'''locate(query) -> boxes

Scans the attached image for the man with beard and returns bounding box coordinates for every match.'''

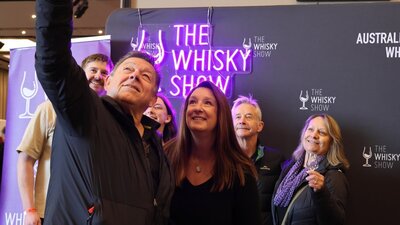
[82,54,114,96]
[17,53,113,225]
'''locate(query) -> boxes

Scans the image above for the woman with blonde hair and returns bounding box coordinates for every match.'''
[272,114,350,225]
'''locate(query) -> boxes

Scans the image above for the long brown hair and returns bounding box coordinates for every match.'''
[166,81,257,191]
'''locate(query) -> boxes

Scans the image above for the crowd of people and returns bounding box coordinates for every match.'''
[17,53,114,224]
[9,0,351,225]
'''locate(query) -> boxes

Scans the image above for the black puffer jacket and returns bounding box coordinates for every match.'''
[252,145,285,225]
[271,158,349,225]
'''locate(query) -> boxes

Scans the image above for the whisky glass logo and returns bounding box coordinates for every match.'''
[131,29,165,65]
[299,90,309,110]
[19,71,39,119]
[362,146,372,167]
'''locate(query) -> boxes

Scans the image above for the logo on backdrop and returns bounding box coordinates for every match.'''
[362,146,372,167]
[356,32,400,58]
[362,145,400,169]
[19,71,39,119]
[131,29,165,64]
[299,90,309,110]
[249,35,279,58]
[298,89,336,111]
[130,24,253,98]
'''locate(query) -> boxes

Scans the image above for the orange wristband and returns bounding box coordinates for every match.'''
[24,208,37,213]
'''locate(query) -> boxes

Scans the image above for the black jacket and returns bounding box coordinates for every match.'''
[35,1,174,224]
[271,158,349,225]
[252,145,285,225]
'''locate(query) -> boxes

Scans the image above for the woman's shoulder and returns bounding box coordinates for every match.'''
[323,166,349,192]
[324,166,347,181]
[324,161,348,175]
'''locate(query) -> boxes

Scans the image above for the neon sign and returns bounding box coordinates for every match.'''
[131,23,252,98]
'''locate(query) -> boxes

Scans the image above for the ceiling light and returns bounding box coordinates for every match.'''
[21,30,27,35]
[31,14,36,19]
[98,30,103,34]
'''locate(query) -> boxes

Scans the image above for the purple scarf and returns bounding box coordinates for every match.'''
[273,153,324,207]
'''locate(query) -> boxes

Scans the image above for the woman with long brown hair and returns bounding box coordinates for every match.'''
[167,81,261,225]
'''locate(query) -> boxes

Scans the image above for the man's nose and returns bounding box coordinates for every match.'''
[129,70,140,81]
[129,74,137,80]
[94,71,104,80]
[238,116,246,124]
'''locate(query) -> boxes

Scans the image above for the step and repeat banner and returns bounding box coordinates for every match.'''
[106,3,400,225]
[0,37,111,225]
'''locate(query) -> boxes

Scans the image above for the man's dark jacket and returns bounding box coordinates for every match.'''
[252,145,284,225]
[35,1,174,224]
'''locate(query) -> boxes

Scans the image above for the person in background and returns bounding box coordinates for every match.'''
[144,94,177,145]
[35,0,174,223]
[272,114,350,225]
[17,53,113,225]
[166,81,261,225]
[82,54,114,96]
[231,95,284,225]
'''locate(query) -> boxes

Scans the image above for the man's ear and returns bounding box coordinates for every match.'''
[104,75,111,90]
[257,121,264,133]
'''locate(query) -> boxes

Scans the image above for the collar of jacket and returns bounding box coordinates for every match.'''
[317,157,346,174]
[101,95,160,132]
[254,144,265,162]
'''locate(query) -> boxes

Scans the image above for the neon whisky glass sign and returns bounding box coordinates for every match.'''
[131,23,252,98]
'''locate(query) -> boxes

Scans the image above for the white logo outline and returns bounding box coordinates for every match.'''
[362,146,372,167]
[19,71,38,119]
[299,90,309,110]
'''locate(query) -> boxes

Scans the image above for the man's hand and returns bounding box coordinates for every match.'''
[24,211,41,225]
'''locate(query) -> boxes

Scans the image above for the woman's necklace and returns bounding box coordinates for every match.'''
[192,157,202,173]
[195,165,202,173]
[191,155,214,174]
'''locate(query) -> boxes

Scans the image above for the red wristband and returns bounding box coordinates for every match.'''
[24,208,37,213]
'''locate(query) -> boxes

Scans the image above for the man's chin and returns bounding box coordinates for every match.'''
[96,89,106,96]
[236,133,250,138]
[91,87,105,94]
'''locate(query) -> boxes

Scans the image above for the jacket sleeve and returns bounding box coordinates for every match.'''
[312,169,349,225]
[35,0,93,134]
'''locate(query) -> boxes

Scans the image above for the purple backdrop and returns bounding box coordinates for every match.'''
[0,36,111,225]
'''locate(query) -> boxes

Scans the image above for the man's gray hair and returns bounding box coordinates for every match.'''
[232,95,262,120]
